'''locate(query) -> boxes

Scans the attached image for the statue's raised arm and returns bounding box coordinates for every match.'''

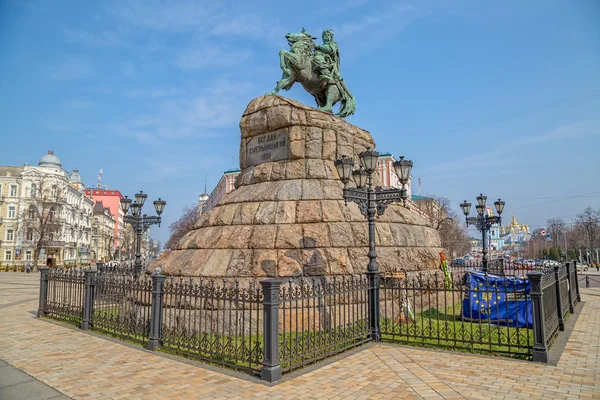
[266,28,356,118]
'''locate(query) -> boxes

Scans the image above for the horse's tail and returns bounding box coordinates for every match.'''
[337,80,356,117]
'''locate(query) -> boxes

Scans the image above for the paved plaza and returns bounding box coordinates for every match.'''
[0,272,598,399]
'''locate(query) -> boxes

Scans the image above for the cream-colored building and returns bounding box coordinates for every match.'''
[92,201,115,262]
[0,166,24,264]
[1,152,95,265]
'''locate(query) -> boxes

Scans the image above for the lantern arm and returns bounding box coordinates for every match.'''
[142,216,161,225]
[466,216,480,226]
[342,188,368,217]
[123,215,139,224]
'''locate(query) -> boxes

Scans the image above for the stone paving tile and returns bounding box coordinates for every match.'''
[0,274,599,399]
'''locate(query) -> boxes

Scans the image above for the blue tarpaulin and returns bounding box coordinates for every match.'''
[461,272,533,329]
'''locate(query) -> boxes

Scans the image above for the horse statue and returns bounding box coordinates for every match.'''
[266,28,356,118]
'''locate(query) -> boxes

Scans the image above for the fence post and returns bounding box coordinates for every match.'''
[554,265,565,331]
[573,261,581,301]
[565,263,574,313]
[260,278,283,383]
[527,272,548,363]
[81,270,97,330]
[147,273,166,351]
[37,267,51,317]
[367,271,381,341]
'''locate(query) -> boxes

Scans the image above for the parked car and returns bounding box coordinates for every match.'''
[577,264,589,273]
[451,259,465,267]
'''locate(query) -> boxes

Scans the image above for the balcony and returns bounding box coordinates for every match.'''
[43,240,65,248]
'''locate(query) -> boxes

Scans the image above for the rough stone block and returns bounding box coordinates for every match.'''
[276,179,302,200]
[301,180,323,200]
[296,200,322,223]
[376,223,395,246]
[225,250,253,276]
[226,226,253,248]
[306,159,327,179]
[302,223,330,248]
[275,201,296,224]
[328,222,355,247]
[252,250,278,276]
[289,139,306,159]
[251,163,272,183]
[275,224,304,248]
[270,161,286,181]
[284,160,306,180]
[254,201,277,224]
[289,125,305,141]
[305,137,322,159]
[290,108,307,125]
[232,202,260,225]
[322,141,336,160]
[302,249,328,275]
[277,250,303,277]
[325,248,354,275]
[249,225,277,249]
[321,200,344,222]
[266,105,291,131]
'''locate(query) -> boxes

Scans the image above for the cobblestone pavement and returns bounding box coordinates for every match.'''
[0,272,598,399]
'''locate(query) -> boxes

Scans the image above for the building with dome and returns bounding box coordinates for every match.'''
[0,151,94,266]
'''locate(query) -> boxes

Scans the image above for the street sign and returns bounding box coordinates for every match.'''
[545,233,551,241]
[540,230,546,236]
[15,249,21,256]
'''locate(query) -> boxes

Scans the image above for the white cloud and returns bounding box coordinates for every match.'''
[175,46,251,69]
[116,79,256,144]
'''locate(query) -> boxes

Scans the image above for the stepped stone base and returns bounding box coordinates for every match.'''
[152,96,443,277]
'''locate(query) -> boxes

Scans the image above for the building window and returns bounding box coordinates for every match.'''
[25,250,32,261]
[30,183,37,198]
[27,228,33,241]
[10,185,17,197]
[28,205,36,219]
[5,250,12,261]
[6,229,14,241]
[8,206,16,218]
[51,185,57,198]
[49,207,56,221]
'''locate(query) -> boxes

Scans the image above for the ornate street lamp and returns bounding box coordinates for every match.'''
[120,192,166,277]
[461,194,505,273]
[334,149,413,341]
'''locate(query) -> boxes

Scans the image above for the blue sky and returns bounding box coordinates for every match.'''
[1,0,599,244]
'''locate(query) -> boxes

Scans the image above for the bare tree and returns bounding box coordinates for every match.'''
[17,176,66,265]
[413,196,471,258]
[574,207,600,261]
[165,203,200,250]
[546,217,566,248]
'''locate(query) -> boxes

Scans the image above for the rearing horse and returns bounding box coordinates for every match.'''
[266,30,356,118]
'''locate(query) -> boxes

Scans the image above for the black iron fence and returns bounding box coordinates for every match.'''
[160,277,264,374]
[91,273,153,344]
[278,276,370,372]
[37,261,582,382]
[41,269,85,325]
[380,271,533,359]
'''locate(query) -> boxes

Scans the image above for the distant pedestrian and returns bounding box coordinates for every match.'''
[25,263,31,273]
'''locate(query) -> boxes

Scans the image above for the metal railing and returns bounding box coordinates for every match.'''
[37,261,582,382]
[380,271,533,359]
[160,277,264,374]
[91,273,153,344]
[41,269,85,325]
[278,276,370,372]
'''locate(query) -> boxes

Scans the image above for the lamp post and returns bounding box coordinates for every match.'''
[120,192,166,277]
[460,194,505,273]
[334,149,413,341]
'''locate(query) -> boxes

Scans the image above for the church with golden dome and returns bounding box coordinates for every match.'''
[501,215,531,245]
